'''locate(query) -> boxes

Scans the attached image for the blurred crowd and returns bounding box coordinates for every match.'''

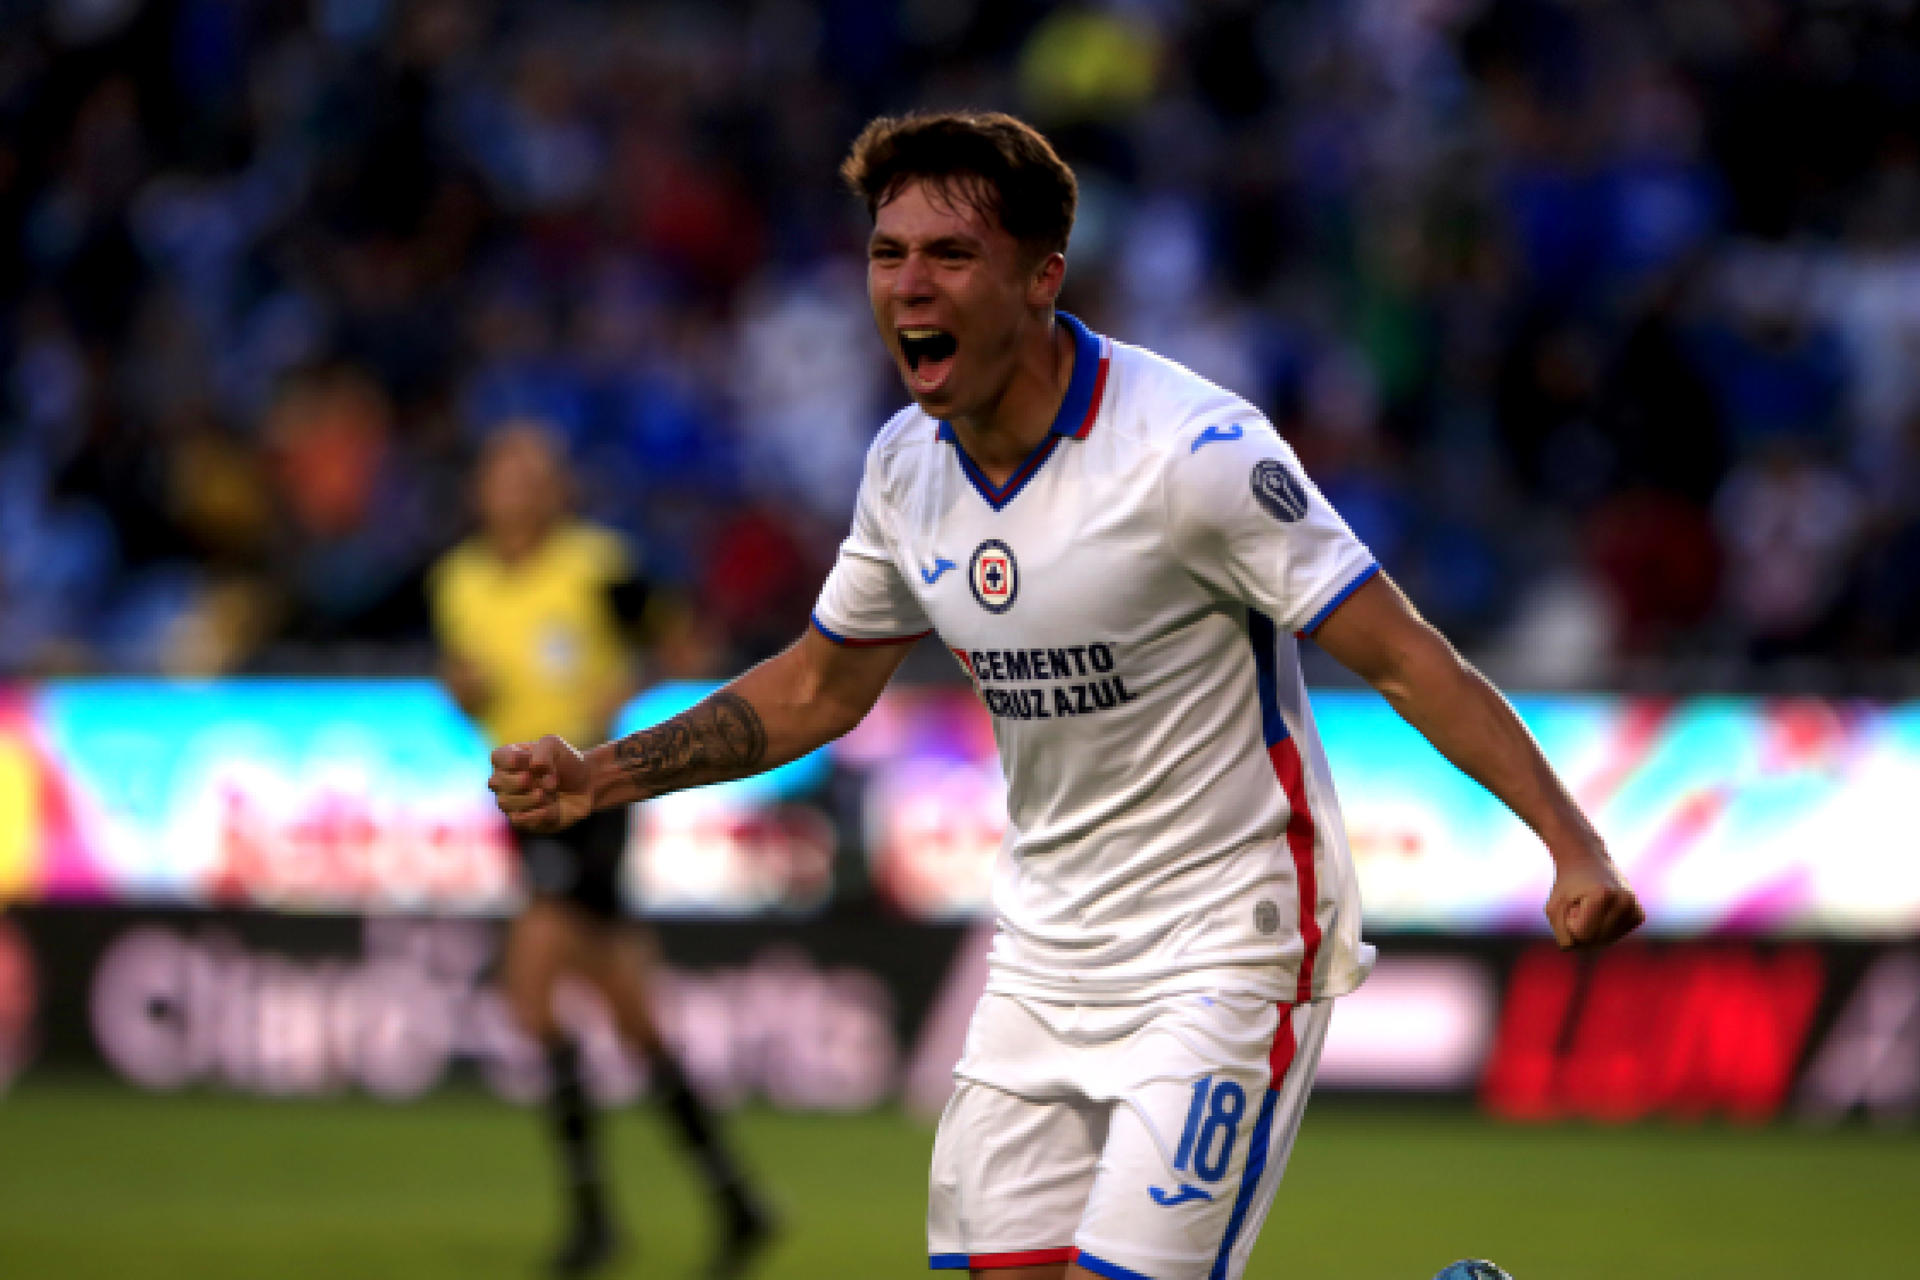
[3,0,1919,686]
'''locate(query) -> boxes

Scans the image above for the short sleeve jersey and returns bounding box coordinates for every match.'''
[814,314,1380,1005]
[429,522,639,749]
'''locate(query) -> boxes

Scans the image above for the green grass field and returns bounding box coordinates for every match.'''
[0,1079,1913,1279]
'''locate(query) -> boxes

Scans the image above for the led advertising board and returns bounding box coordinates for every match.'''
[1,681,1917,935]
[854,690,1920,937]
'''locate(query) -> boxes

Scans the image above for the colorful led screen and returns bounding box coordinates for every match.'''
[1,681,1915,935]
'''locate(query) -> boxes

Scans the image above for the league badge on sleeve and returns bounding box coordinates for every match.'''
[1250,459,1309,522]
[969,539,1018,613]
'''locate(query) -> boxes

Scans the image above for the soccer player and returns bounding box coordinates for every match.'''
[431,422,772,1278]
[488,114,1644,1280]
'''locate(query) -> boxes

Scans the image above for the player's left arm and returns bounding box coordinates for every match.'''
[1312,572,1645,949]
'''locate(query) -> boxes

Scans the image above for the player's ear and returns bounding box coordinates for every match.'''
[1028,250,1066,308]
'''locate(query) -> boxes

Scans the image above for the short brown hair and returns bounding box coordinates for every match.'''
[841,111,1078,258]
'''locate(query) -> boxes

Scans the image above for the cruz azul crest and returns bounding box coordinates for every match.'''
[969,539,1018,613]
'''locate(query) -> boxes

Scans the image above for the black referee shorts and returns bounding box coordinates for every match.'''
[512,807,632,922]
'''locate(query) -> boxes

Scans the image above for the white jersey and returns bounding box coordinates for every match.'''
[813,313,1379,1005]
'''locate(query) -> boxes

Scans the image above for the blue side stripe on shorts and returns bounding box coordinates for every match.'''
[1208,1088,1281,1280]
[928,1254,970,1270]
[1077,1251,1157,1280]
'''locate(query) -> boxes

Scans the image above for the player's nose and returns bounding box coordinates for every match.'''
[891,250,935,301]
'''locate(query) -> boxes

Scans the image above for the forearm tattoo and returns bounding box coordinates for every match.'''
[611,690,768,795]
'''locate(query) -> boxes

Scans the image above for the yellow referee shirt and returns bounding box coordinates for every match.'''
[428,522,639,748]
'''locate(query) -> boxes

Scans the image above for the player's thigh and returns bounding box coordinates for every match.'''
[929,1077,1104,1269]
[1077,998,1333,1280]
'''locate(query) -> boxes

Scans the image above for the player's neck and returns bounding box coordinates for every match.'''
[488,520,556,565]
[945,318,1075,484]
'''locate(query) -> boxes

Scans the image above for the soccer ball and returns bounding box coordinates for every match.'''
[1432,1262,1513,1280]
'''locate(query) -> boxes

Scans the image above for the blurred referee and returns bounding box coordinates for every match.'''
[430,421,772,1277]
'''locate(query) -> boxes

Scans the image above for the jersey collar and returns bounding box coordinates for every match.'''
[934,312,1112,509]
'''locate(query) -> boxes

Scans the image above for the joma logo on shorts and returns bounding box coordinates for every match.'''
[1148,1075,1247,1207]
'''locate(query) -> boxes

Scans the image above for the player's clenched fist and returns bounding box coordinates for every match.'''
[1544,847,1646,950]
[488,734,594,834]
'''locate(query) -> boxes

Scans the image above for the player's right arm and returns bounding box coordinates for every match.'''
[489,626,910,833]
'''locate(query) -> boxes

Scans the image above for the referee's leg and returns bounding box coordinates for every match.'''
[503,899,573,1045]
[505,899,616,1275]
[583,922,776,1276]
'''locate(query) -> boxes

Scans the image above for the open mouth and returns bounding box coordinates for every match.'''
[898,327,959,394]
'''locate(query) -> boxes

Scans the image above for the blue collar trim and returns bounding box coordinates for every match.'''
[935,312,1108,509]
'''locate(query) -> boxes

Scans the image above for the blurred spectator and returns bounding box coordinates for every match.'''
[1593,279,1726,503]
[730,262,882,521]
[1849,409,1920,658]
[1584,488,1721,656]
[1693,286,1848,452]
[698,501,823,667]
[1714,442,1862,660]
[0,0,1917,684]
[265,365,440,644]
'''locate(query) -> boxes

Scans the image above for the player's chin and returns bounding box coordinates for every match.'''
[906,384,959,417]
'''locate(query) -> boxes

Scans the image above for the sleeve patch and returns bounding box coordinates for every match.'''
[1250,459,1309,522]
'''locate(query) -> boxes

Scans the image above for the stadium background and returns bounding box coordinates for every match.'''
[0,0,1916,1277]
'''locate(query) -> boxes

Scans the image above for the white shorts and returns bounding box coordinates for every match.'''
[927,990,1333,1280]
